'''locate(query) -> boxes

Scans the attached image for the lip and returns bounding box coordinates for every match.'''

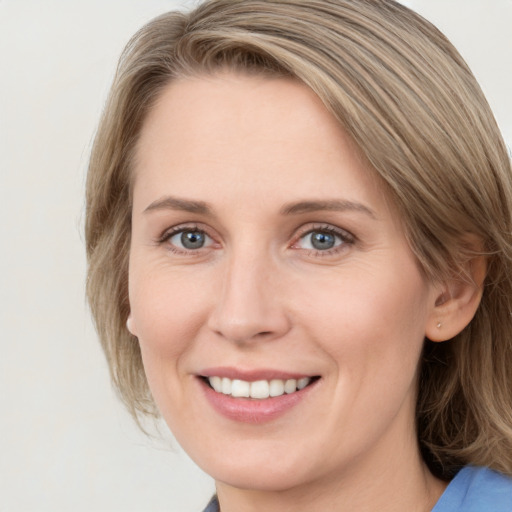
[197,367,320,424]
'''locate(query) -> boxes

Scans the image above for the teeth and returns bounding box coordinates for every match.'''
[269,379,284,397]
[231,379,250,398]
[297,377,310,390]
[209,376,222,393]
[221,377,232,395]
[207,376,312,399]
[284,379,297,394]
[250,380,270,399]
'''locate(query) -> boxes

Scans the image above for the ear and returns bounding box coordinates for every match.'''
[425,251,486,342]
[126,314,137,336]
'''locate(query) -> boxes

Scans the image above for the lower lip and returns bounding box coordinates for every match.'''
[199,378,318,424]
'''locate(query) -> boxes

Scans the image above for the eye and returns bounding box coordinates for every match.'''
[294,227,353,253]
[165,228,214,251]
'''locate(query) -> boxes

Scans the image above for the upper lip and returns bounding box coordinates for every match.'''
[199,366,316,381]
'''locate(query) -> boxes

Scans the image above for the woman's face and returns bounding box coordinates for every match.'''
[128,73,440,491]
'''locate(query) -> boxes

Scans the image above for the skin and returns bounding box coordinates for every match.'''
[128,72,451,512]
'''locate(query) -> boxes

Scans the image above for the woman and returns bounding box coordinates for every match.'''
[85,1,512,510]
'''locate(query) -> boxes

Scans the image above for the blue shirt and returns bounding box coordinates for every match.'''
[433,466,512,511]
[202,466,512,511]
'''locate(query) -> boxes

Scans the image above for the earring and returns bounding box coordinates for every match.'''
[126,317,133,334]
[436,322,442,329]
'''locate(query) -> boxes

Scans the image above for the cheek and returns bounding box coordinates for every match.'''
[295,263,430,443]
[297,260,430,371]
[128,266,217,420]
[129,265,214,362]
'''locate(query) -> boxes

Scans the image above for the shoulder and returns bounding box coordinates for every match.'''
[433,466,512,512]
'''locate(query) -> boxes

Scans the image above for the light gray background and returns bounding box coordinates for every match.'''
[1,1,510,511]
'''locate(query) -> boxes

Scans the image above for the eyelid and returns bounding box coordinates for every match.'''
[155,221,355,256]
[294,223,355,242]
[290,223,356,253]
[156,223,218,252]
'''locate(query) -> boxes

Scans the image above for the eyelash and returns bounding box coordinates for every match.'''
[157,224,215,255]
[291,224,355,257]
[156,223,356,257]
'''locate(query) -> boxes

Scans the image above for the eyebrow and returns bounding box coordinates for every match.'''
[280,199,376,218]
[143,196,212,215]
[143,196,376,219]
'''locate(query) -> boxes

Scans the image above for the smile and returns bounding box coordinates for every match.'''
[198,368,321,423]
[206,376,313,399]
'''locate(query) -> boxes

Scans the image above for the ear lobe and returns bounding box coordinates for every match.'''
[126,314,137,336]
[426,253,486,342]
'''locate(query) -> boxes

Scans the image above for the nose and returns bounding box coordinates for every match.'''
[207,247,291,344]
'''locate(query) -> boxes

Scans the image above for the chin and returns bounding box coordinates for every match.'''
[188,437,333,493]
[208,462,311,492]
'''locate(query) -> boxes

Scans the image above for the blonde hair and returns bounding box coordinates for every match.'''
[86,0,512,478]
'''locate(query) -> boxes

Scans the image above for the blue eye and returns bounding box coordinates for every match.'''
[168,229,213,250]
[297,229,346,251]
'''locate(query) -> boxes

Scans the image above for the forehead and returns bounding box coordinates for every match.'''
[132,72,391,218]
[135,72,349,164]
